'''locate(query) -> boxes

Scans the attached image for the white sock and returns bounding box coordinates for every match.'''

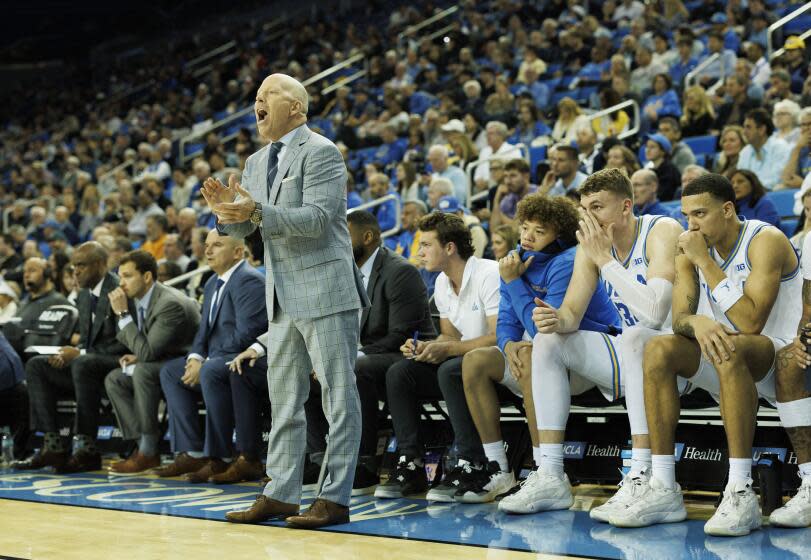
[186,451,204,459]
[538,443,564,477]
[482,440,509,472]
[727,457,752,487]
[532,446,541,468]
[630,447,652,476]
[799,462,811,479]
[652,454,676,490]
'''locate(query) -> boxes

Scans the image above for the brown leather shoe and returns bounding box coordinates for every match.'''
[152,453,209,478]
[208,455,264,484]
[109,451,160,474]
[58,451,102,474]
[185,458,229,483]
[13,450,68,471]
[286,498,350,529]
[225,495,299,523]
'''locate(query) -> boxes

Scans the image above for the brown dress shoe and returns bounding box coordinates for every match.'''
[152,453,209,478]
[109,451,160,474]
[185,458,229,483]
[225,495,299,523]
[209,455,264,484]
[58,451,102,474]
[286,498,350,529]
[13,450,68,471]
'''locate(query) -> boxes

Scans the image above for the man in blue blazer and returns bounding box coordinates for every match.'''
[156,229,268,483]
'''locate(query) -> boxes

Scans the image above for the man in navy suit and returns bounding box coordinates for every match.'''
[155,229,268,483]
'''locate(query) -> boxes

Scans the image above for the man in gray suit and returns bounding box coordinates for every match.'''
[202,73,368,528]
[104,250,200,473]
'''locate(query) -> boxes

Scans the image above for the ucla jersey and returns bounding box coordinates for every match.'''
[601,214,674,328]
[698,220,801,340]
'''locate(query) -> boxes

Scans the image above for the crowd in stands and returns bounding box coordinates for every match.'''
[1,0,811,539]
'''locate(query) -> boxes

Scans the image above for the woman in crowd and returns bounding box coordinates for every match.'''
[680,85,716,137]
[449,133,479,170]
[509,101,551,146]
[605,144,641,178]
[592,88,630,139]
[395,161,422,202]
[730,169,780,227]
[642,73,681,127]
[490,224,520,261]
[772,99,801,147]
[713,125,745,178]
[552,97,590,143]
[644,133,681,201]
[791,189,811,249]
[483,77,516,126]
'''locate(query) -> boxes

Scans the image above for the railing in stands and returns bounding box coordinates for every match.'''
[178,53,367,166]
[590,99,640,142]
[465,143,529,205]
[185,40,237,72]
[165,264,211,288]
[348,193,402,239]
[1,199,37,234]
[397,5,459,42]
[97,160,135,187]
[768,2,811,60]
[684,53,724,91]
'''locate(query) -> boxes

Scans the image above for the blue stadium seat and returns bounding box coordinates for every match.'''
[529,146,547,182]
[409,91,438,115]
[784,15,811,34]
[765,189,799,218]
[780,218,798,239]
[683,135,718,156]
[183,142,204,156]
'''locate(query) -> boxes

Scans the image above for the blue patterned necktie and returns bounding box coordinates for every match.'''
[266,142,284,199]
[209,278,225,324]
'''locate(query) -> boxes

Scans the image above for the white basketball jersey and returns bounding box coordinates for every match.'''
[698,220,801,340]
[601,214,673,329]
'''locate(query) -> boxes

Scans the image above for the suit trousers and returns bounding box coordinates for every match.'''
[160,355,269,458]
[104,362,163,441]
[263,305,361,507]
[306,352,403,458]
[25,353,121,437]
[386,356,483,461]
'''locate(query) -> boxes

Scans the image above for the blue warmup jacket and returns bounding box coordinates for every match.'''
[497,243,622,351]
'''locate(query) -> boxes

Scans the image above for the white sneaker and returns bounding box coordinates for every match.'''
[769,475,811,528]
[608,476,687,528]
[590,469,651,523]
[704,479,762,537]
[497,468,573,514]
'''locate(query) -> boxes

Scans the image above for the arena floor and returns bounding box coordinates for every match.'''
[0,465,806,559]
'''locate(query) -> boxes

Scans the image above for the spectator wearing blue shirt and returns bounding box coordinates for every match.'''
[698,31,737,87]
[347,174,363,210]
[738,108,791,190]
[368,173,401,232]
[731,169,781,227]
[512,67,550,110]
[631,169,677,218]
[670,38,699,87]
[577,46,611,83]
[372,125,406,172]
[427,145,468,205]
[643,74,682,130]
[781,108,811,189]
[709,13,741,54]
[508,102,551,147]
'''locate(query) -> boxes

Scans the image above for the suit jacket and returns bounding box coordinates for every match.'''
[117,282,201,363]
[77,272,131,356]
[360,247,436,355]
[191,261,268,359]
[219,124,370,321]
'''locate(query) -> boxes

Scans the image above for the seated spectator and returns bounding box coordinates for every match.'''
[764,69,798,112]
[551,97,590,144]
[127,188,165,238]
[772,99,801,147]
[304,210,435,493]
[697,30,737,87]
[155,231,268,484]
[0,281,19,322]
[436,196,489,259]
[367,173,401,232]
[394,161,422,203]
[490,224,520,261]
[517,47,547,84]
[781,108,811,189]
[375,212,499,499]
[670,38,699,87]
[781,35,807,93]
[680,164,710,194]
[157,261,183,283]
[483,77,516,125]
[0,233,22,277]
[512,68,550,111]
[631,169,675,217]
[135,148,171,185]
[491,159,536,229]
[680,85,716,137]
[658,117,696,174]
[577,46,611,83]
[0,332,27,459]
[141,214,169,260]
[735,59,765,102]
[427,145,468,204]
[446,125,480,171]
[387,199,428,266]
[630,45,668,97]
[176,209,198,253]
[541,144,588,198]
[730,169,780,227]
[605,144,641,178]
[372,125,406,172]
[576,126,602,175]
[346,174,363,210]
[591,88,630,139]
[790,189,811,249]
[104,250,201,474]
[744,40,771,89]
[738,108,791,190]
[643,133,681,201]
[714,75,760,131]
[474,121,521,191]
[509,102,551,147]
[713,125,745,177]
[642,73,681,127]
[15,242,130,473]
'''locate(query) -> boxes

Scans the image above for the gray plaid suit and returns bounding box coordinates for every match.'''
[219,124,369,506]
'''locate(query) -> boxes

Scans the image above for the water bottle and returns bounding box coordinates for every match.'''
[1,434,13,467]
[72,435,84,455]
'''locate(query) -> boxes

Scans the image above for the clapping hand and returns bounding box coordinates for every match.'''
[203,175,256,224]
